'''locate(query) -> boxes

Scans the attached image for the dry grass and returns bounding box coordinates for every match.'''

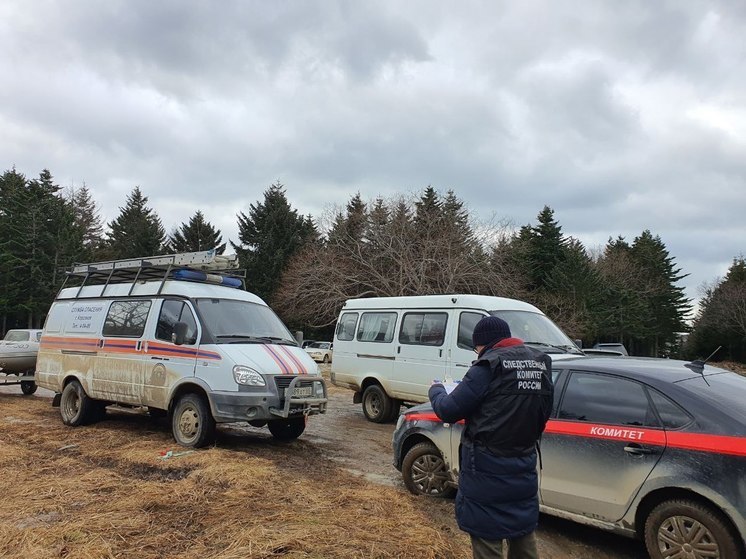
[0,395,470,559]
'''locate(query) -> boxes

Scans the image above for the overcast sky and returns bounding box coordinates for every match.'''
[2,1,744,310]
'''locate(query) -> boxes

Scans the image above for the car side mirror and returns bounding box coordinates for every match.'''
[574,339,583,349]
[172,322,188,346]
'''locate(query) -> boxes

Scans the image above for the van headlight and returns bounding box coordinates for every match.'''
[232,366,265,386]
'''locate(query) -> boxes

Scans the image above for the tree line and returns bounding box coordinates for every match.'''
[1,166,743,363]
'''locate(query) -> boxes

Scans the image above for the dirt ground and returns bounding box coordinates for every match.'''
[0,365,654,559]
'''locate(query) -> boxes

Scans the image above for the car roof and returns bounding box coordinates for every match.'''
[554,356,729,384]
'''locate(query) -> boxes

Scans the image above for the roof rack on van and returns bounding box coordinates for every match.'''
[59,249,246,298]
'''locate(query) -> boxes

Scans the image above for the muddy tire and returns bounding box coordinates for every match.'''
[20,380,37,395]
[268,417,306,440]
[322,354,330,364]
[362,384,394,423]
[402,442,456,498]
[644,499,741,559]
[60,380,95,426]
[171,394,215,448]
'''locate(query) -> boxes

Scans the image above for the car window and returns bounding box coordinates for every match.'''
[4,330,30,342]
[156,300,198,345]
[458,312,485,350]
[558,371,659,427]
[102,301,152,338]
[357,312,397,343]
[399,312,447,346]
[336,313,359,341]
[647,388,692,429]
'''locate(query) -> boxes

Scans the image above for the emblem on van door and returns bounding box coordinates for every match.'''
[151,363,167,385]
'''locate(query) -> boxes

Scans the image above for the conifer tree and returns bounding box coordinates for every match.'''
[69,184,104,261]
[167,210,226,254]
[689,256,746,361]
[232,182,317,302]
[106,187,166,259]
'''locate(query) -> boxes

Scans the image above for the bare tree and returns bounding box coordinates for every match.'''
[274,191,522,328]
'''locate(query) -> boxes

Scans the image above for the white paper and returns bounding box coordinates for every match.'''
[433,380,460,394]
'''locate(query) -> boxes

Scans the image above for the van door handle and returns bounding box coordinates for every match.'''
[439,349,442,357]
[151,356,169,361]
[397,346,401,354]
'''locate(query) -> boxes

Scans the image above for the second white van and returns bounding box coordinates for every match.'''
[330,294,583,422]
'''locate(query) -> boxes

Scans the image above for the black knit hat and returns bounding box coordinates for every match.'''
[472,316,511,347]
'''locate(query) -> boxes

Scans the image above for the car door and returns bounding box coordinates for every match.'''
[391,311,449,400]
[93,299,153,404]
[540,370,667,522]
[142,299,199,410]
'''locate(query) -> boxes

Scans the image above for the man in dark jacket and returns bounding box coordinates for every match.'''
[429,316,553,559]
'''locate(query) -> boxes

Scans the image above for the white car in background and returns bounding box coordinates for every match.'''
[305,342,333,364]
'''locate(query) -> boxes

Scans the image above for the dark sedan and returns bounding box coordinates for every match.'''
[392,357,746,559]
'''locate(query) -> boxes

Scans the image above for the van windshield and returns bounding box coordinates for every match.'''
[489,310,583,354]
[195,299,296,345]
[3,330,30,342]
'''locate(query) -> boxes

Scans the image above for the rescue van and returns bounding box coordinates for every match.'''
[36,250,327,447]
[330,294,583,422]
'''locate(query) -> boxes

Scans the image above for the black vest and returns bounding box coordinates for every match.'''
[463,343,553,457]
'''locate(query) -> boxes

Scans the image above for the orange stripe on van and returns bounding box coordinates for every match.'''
[277,345,307,375]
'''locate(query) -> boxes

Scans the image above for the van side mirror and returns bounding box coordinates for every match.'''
[172,322,188,346]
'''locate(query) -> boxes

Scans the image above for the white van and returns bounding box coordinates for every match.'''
[36,250,327,447]
[330,294,583,422]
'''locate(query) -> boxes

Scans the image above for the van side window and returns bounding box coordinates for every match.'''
[156,300,198,344]
[336,312,359,341]
[102,301,152,338]
[458,312,485,349]
[357,312,397,343]
[399,312,447,346]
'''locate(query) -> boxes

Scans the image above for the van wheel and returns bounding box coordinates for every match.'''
[60,380,95,426]
[644,499,740,559]
[172,394,215,448]
[362,384,394,423]
[268,417,306,440]
[402,442,456,498]
[20,381,37,395]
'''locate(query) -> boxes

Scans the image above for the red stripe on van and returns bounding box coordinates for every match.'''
[262,345,291,375]
[277,345,307,375]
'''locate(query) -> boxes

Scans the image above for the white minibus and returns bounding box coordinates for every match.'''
[330,294,582,422]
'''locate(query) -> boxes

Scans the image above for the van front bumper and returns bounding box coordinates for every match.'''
[208,376,328,423]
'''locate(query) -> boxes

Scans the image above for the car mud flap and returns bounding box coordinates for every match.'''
[52,393,62,407]
[269,375,328,419]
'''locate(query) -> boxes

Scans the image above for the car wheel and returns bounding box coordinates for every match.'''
[402,442,456,498]
[644,499,741,559]
[268,417,306,440]
[322,354,330,364]
[60,380,95,426]
[362,384,394,423]
[171,394,215,448]
[20,380,37,395]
